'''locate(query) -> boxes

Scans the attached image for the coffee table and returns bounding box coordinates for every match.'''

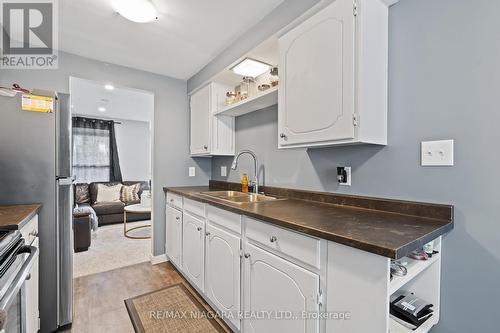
[124,204,151,239]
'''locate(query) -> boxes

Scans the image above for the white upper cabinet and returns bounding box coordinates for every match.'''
[190,83,235,156]
[278,0,389,148]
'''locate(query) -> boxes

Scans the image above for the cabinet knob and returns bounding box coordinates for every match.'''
[175,216,180,221]
[270,236,277,243]
[30,230,38,237]
[279,133,287,139]
[204,145,208,150]
[26,273,31,281]
[197,227,202,232]
[170,199,174,202]
[244,253,251,259]
[205,232,211,236]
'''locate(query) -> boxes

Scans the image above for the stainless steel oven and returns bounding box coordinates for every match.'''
[0,231,38,333]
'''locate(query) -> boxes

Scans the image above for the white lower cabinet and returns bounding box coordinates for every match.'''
[205,223,241,329]
[21,215,39,333]
[182,212,205,292]
[25,238,39,333]
[243,243,320,333]
[165,206,182,268]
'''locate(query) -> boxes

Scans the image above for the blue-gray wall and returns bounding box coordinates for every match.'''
[209,0,500,331]
[1,51,211,331]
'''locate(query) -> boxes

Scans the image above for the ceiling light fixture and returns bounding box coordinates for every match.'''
[98,107,106,112]
[104,84,115,91]
[231,58,271,78]
[112,0,158,23]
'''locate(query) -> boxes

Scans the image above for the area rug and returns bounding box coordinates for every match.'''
[73,220,151,277]
[125,283,229,333]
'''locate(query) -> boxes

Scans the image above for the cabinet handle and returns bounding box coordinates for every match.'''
[170,199,174,202]
[205,232,211,236]
[30,230,38,237]
[270,236,277,243]
[26,273,31,281]
[204,145,208,150]
[175,217,180,221]
[279,133,287,139]
[197,227,202,232]
[244,253,251,259]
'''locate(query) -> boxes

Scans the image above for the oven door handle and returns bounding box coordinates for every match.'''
[0,245,38,311]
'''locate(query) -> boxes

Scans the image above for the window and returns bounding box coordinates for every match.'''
[72,116,122,183]
[72,127,111,183]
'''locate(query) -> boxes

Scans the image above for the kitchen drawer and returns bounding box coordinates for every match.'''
[207,205,241,235]
[183,198,205,219]
[167,192,183,209]
[245,217,320,269]
[20,214,39,246]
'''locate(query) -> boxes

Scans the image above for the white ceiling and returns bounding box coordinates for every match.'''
[60,0,284,80]
[70,77,154,122]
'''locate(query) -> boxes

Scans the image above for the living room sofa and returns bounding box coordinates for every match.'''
[74,181,151,226]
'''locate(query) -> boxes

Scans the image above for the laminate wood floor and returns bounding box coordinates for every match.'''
[65,261,184,333]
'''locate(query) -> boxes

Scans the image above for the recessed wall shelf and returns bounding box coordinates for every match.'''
[215,86,278,117]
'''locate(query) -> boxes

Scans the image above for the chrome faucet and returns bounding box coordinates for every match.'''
[231,150,259,194]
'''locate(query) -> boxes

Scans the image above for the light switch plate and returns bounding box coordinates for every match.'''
[421,140,454,166]
[220,166,227,177]
[189,167,196,177]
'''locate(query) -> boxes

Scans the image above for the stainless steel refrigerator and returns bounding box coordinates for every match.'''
[0,90,73,332]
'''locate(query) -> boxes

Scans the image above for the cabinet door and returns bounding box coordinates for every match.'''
[165,206,182,268]
[243,243,320,333]
[25,238,39,333]
[205,223,241,329]
[278,0,356,147]
[182,212,205,291]
[190,84,211,155]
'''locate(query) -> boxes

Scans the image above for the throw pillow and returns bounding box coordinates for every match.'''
[95,184,122,203]
[74,183,90,204]
[120,183,141,204]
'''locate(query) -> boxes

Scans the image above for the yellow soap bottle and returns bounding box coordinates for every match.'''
[241,173,249,193]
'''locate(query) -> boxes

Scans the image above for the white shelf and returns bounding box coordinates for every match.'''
[389,254,440,295]
[215,86,278,117]
[389,315,438,333]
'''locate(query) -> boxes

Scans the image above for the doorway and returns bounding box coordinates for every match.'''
[69,77,155,277]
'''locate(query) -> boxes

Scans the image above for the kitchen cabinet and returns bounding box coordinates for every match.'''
[205,223,241,329]
[21,214,39,333]
[278,0,390,148]
[165,205,182,268]
[190,83,235,156]
[165,190,444,333]
[242,243,320,333]
[182,212,205,291]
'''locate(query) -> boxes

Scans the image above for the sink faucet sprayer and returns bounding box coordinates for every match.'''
[231,150,259,194]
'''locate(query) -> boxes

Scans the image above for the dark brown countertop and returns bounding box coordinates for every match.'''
[164,183,453,259]
[0,204,41,230]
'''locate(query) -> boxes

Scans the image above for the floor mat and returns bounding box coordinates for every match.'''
[125,283,230,333]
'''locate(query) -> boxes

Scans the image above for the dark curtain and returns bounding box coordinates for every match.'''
[72,116,122,183]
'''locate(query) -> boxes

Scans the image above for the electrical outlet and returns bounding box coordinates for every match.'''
[221,166,227,177]
[337,166,351,186]
[189,167,196,177]
[421,140,454,166]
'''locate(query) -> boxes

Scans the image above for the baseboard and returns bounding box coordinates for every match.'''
[149,253,168,265]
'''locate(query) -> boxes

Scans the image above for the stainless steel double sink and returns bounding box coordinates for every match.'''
[199,191,282,205]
